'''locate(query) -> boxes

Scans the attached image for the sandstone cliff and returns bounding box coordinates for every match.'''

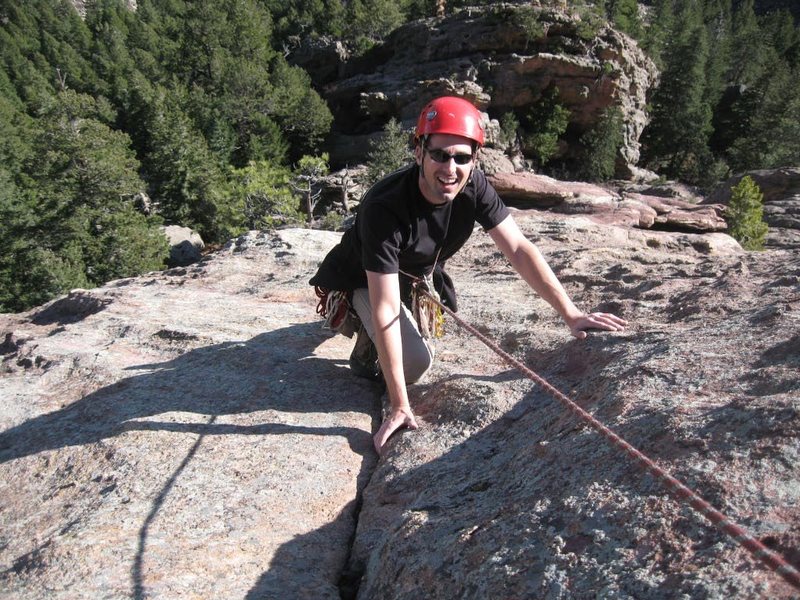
[1,213,799,598]
[294,4,657,175]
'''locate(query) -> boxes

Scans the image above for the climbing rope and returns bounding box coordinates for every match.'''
[414,284,800,592]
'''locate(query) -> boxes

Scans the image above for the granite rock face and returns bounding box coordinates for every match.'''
[2,216,799,599]
[0,229,379,599]
[349,212,800,599]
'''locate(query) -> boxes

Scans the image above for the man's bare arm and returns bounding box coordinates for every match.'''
[487,216,627,338]
[366,271,419,453]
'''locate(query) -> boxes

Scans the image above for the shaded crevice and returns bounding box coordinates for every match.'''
[338,398,382,600]
[337,487,369,600]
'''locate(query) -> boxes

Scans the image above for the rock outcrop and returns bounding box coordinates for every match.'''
[2,216,799,598]
[162,225,205,267]
[488,171,728,232]
[295,4,657,175]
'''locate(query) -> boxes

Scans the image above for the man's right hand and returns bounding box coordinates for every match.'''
[373,406,418,455]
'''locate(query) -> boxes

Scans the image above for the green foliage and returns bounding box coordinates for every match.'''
[292,154,330,226]
[573,5,607,41]
[139,86,241,243]
[0,88,168,312]
[498,112,520,149]
[318,210,346,232]
[578,106,623,181]
[3,0,799,311]
[521,88,570,167]
[364,118,413,184]
[268,57,333,158]
[266,0,405,55]
[517,7,546,46]
[641,1,714,183]
[229,161,301,230]
[641,0,800,184]
[725,62,800,171]
[347,0,405,51]
[639,0,675,69]
[725,175,768,250]
[606,0,642,38]
[264,0,347,40]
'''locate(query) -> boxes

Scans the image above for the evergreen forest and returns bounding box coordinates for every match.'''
[1,0,799,312]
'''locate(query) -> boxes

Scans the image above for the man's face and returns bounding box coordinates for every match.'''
[415,134,475,205]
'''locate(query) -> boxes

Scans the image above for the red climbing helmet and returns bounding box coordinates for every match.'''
[415,96,485,147]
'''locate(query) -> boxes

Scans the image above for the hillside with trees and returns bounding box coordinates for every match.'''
[1,0,798,313]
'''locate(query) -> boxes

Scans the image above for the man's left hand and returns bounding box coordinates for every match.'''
[569,312,628,339]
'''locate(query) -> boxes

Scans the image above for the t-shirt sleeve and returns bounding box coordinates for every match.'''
[472,170,510,230]
[358,202,404,274]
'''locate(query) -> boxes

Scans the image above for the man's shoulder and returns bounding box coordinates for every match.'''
[363,164,417,203]
[359,164,418,222]
[467,167,492,193]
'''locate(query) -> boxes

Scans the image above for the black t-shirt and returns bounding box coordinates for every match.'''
[309,164,509,310]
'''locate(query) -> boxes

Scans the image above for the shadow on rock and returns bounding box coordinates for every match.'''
[1,321,381,599]
[0,322,374,463]
[245,499,366,600]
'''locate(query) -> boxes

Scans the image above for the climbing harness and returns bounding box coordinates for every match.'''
[413,284,800,592]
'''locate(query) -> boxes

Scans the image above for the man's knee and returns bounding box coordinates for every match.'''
[404,342,434,384]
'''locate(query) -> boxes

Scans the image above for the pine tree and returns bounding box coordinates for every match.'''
[728,0,769,86]
[268,56,333,159]
[641,1,715,183]
[141,86,241,243]
[364,118,413,184]
[726,175,768,251]
[726,62,800,171]
[292,154,330,227]
[522,87,570,168]
[229,161,299,230]
[606,0,642,38]
[639,0,675,69]
[4,89,169,310]
[578,106,623,181]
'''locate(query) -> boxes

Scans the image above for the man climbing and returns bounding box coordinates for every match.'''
[311,96,627,454]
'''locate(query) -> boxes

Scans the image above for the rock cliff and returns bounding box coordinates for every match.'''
[2,213,799,598]
[295,4,657,175]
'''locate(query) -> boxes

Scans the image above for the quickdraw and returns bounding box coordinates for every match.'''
[414,285,800,592]
[411,273,445,339]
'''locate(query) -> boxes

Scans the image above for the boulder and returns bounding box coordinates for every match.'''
[162,225,205,267]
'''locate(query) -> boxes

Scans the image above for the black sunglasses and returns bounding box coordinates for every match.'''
[425,147,474,165]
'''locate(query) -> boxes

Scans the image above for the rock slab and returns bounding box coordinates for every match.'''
[0,229,379,599]
[2,217,799,599]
